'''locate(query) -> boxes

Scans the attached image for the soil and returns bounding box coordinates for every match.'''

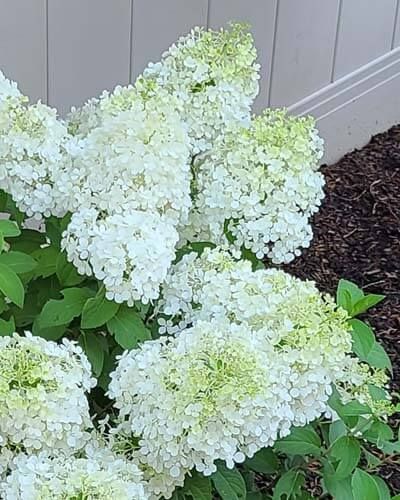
[284,125,400,495]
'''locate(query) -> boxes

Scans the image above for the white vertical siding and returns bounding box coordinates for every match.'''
[208,0,278,110]
[269,0,340,107]
[48,0,131,114]
[131,0,208,81]
[333,0,398,79]
[0,0,47,102]
[394,0,400,47]
[0,0,399,162]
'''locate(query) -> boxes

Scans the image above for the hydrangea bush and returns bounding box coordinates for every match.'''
[0,23,398,499]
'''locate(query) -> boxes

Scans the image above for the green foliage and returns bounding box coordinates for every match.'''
[0,203,397,499]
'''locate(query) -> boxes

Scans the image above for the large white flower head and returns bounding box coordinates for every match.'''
[62,208,179,304]
[65,85,192,224]
[139,23,260,153]
[159,248,393,423]
[179,109,324,263]
[2,449,148,500]
[62,84,192,304]
[108,319,300,485]
[0,333,95,467]
[0,71,72,218]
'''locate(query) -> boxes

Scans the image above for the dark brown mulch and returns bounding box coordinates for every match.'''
[284,124,400,494]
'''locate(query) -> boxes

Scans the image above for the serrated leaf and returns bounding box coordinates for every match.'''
[56,252,85,287]
[211,463,246,500]
[329,436,361,479]
[0,251,37,274]
[183,471,212,500]
[37,287,93,328]
[79,331,104,376]
[245,448,279,474]
[81,288,120,329]
[0,317,15,336]
[275,426,321,456]
[352,469,379,500]
[107,306,151,350]
[0,263,24,307]
[272,470,305,500]
[0,219,21,237]
[352,294,385,316]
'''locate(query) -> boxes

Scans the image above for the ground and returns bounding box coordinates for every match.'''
[284,124,400,494]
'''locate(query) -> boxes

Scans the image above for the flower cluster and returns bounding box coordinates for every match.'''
[141,23,260,154]
[179,110,324,263]
[0,333,95,476]
[108,319,290,487]
[0,71,71,219]
[103,248,389,489]
[2,448,147,500]
[62,86,192,304]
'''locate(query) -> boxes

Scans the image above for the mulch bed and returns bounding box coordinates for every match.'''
[284,124,400,494]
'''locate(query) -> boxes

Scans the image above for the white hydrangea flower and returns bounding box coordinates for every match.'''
[2,449,148,500]
[0,71,72,219]
[140,23,260,153]
[60,84,193,304]
[62,208,180,305]
[0,332,96,471]
[159,248,393,418]
[64,85,192,224]
[179,110,325,263]
[108,319,301,484]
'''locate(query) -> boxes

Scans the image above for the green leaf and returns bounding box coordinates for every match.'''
[323,467,354,500]
[351,294,385,316]
[337,280,363,311]
[211,463,246,500]
[0,219,21,237]
[328,419,347,445]
[37,287,93,328]
[352,469,380,500]
[81,288,120,329]
[366,343,392,371]
[79,331,104,376]
[0,251,37,274]
[56,252,85,287]
[0,316,15,336]
[275,426,321,456]
[46,215,71,247]
[32,246,59,278]
[349,319,391,370]
[107,306,151,350]
[32,322,67,341]
[272,470,305,500]
[329,389,372,420]
[329,436,361,479]
[12,229,46,253]
[363,421,394,447]
[245,448,279,474]
[373,476,391,500]
[0,263,24,307]
[183,471,212,500]
[5,196,25,225]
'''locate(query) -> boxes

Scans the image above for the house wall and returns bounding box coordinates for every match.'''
[0,0,399,163]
